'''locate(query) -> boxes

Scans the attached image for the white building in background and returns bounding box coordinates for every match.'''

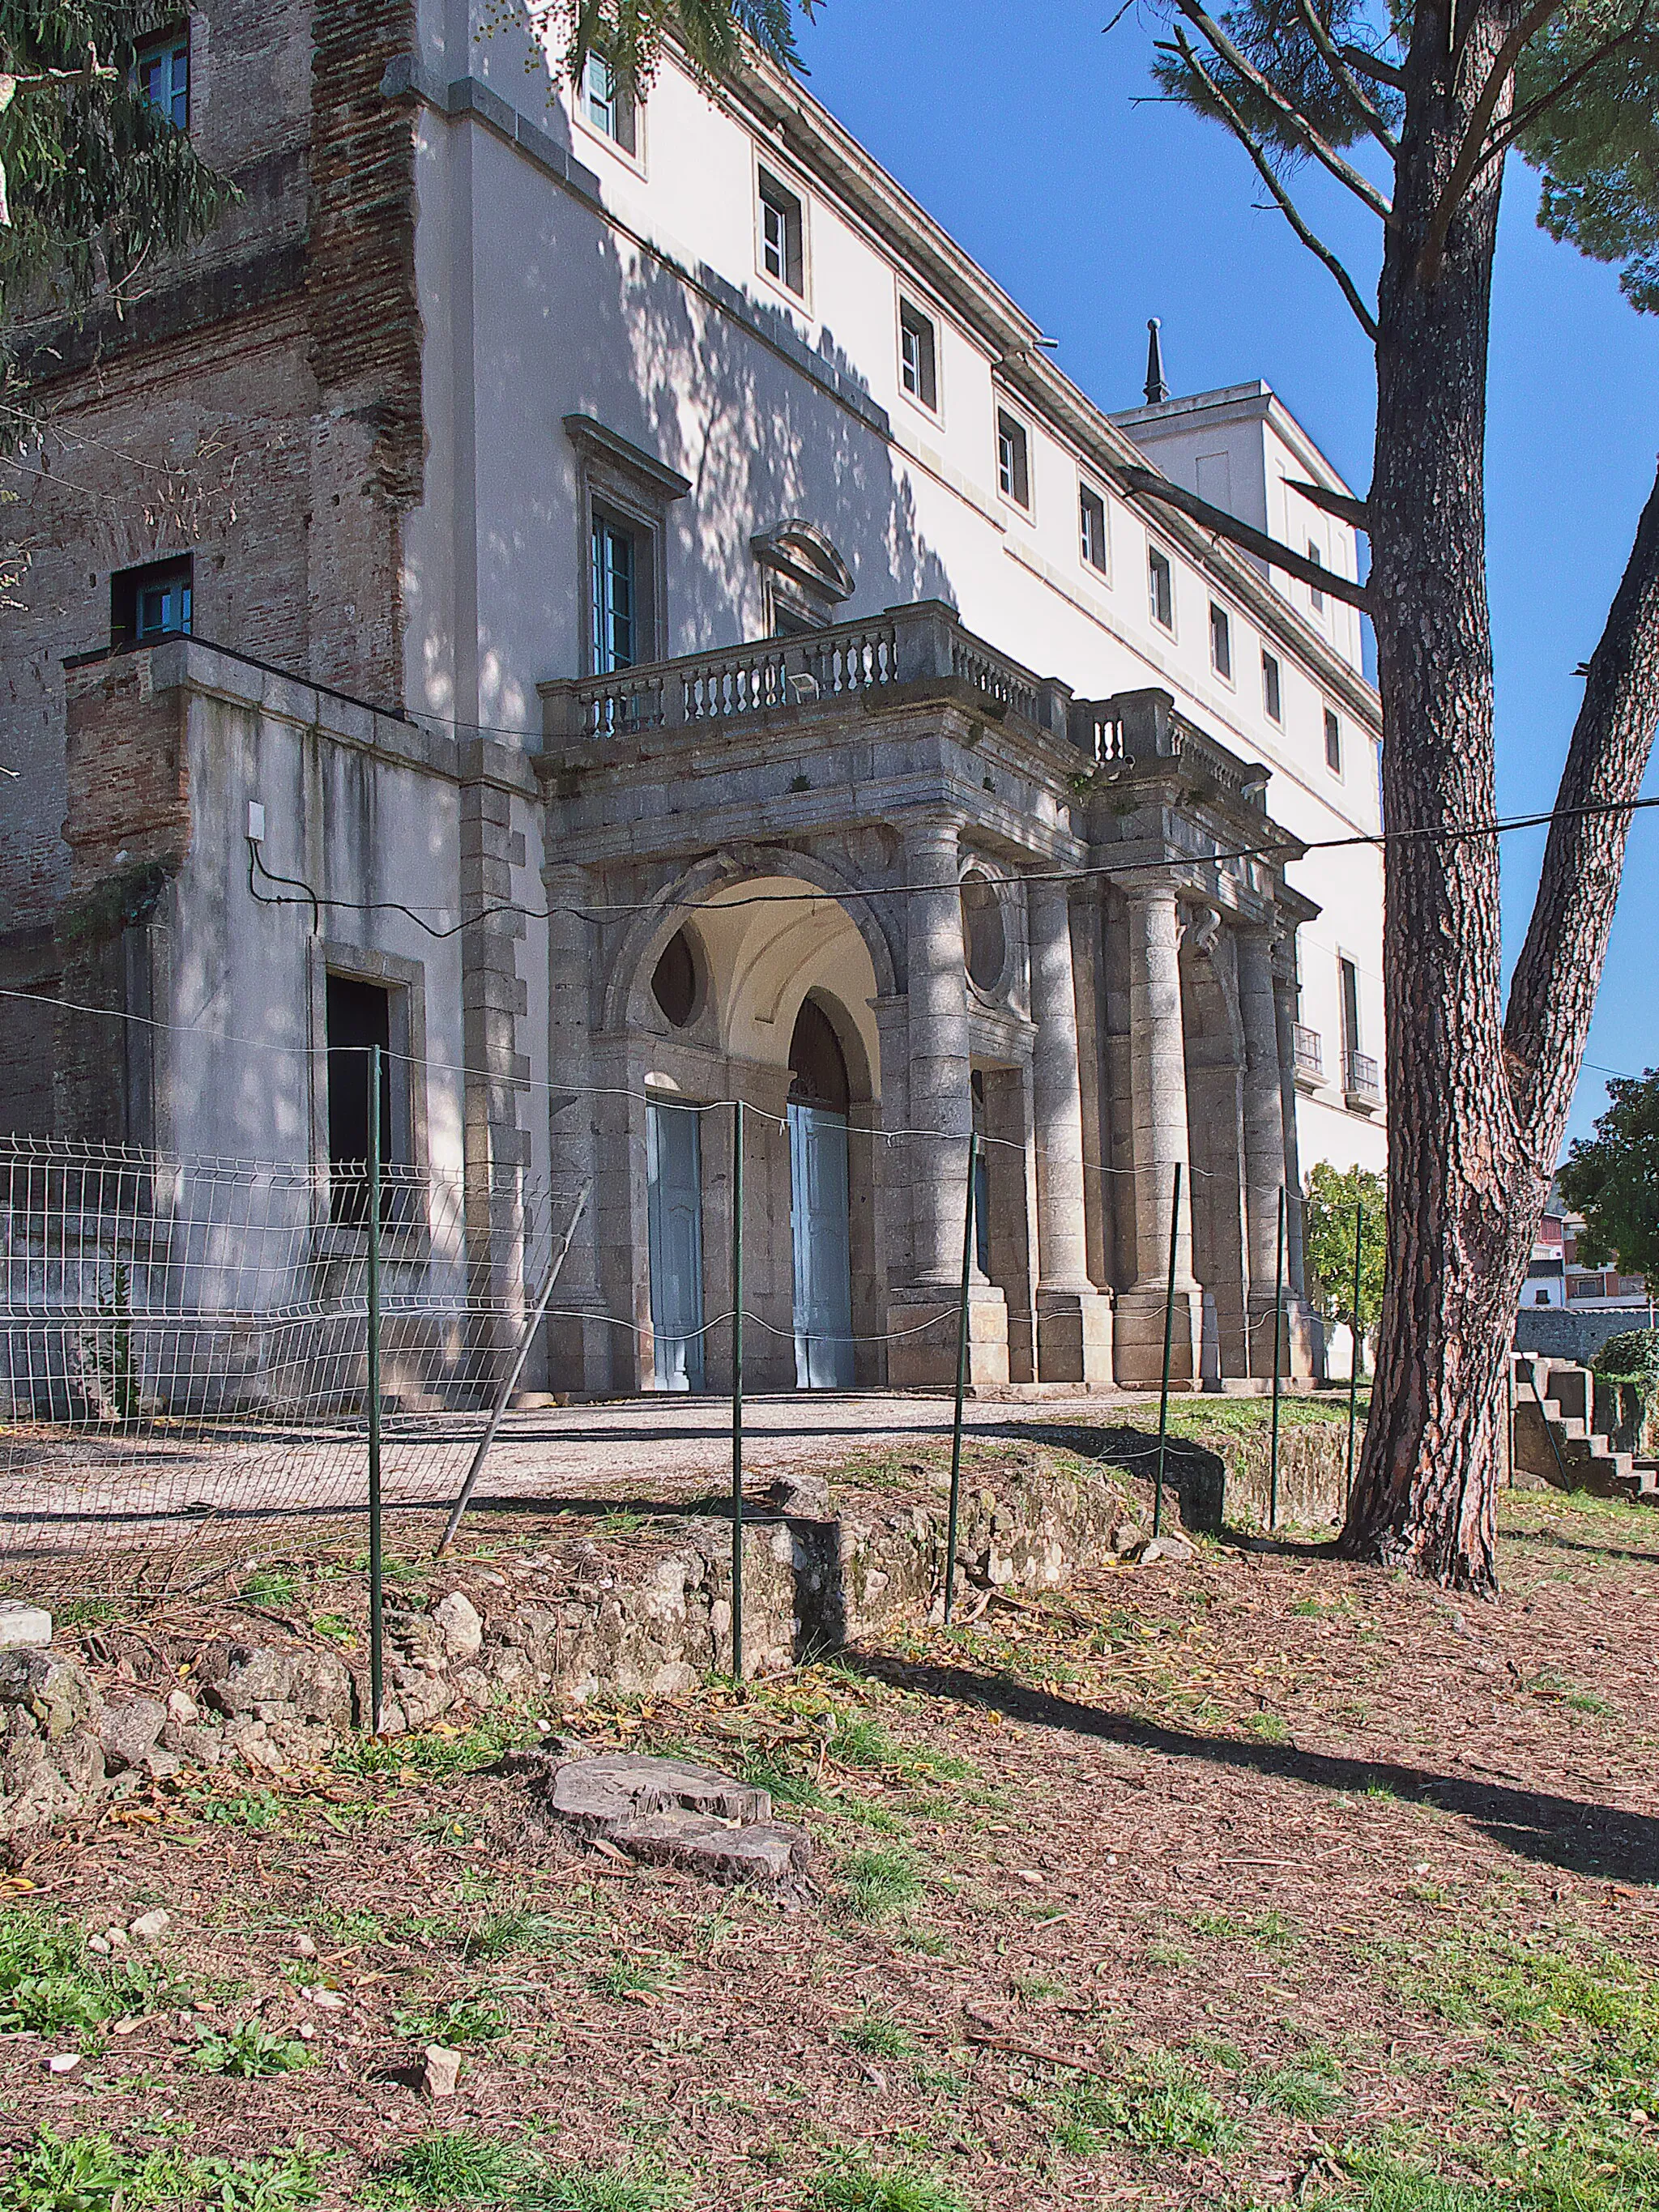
[2,9,1386,1398]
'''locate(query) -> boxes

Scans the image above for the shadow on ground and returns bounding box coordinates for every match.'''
[841,1647,1659,1886]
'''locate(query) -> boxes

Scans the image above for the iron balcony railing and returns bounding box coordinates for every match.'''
[1344,1049,1381,1102]
[1293,1025,1324,1079]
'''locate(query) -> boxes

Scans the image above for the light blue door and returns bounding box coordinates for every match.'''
[646,1099,705,1391]
[790,1102,854,1389]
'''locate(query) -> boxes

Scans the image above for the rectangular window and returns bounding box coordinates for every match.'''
[1339,956,1361,1063]
[1307,540,1326,613]
[1147,544,1173,631]
[1324,705,1343,774]
[1261,650,1282,722]
[591,511,639,674]
[1079,484,1108,573]
[898,299,937,410]
[325,974,408,1223]
[110,555,192,648]
[1209,601,1231,680]
[136,28,189,130]
[758,168,804,296]
[581,51,637,153]
[996,409,1030,509]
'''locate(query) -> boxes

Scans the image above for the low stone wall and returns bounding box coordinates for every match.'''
[1,1454,1138,1856]
[1515,1308,1653,1367]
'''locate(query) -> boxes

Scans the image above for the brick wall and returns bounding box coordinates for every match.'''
[0,0,426,1132]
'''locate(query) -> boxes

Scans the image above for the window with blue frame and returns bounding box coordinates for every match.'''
[581,51,637,154]
[591,513,638,673]
[137,29,190,130]
[111,556,192,647]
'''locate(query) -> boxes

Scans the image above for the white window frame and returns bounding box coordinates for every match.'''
[1209,600,1234,684]
[756,160,808,305]
[896,292,940,416]
[1147,541,1175,633]
[1261,649,1282,724]
[573,49,645,170]
[1324,704,1344,778]
[995,403,1033,514]
[1078,477,1110,578]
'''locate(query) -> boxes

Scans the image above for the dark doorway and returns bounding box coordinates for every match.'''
[326,974,394,1223]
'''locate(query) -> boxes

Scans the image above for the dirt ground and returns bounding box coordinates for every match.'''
[2,1456,1657,2212]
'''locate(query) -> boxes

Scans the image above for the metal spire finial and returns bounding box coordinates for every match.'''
[1144,317,1170,406]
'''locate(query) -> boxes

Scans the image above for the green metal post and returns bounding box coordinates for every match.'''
[1153,1161,1181,1539]
[730,1097,744,1682]
[1269,1183,1286,1530]
[1345,1200,1364,1507]
[943,1129,979,1627]
[366,1042,384,1735]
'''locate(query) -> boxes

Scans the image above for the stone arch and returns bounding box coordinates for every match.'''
[602,845,898,1039]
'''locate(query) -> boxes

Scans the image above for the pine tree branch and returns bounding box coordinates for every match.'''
[1162,32,1382,342]
[1339,44,1406,88]
[1287,478,1371,528]
[1418,0,1564,283]
[1503,458,1659,1152]
[1168,0,1397,221]
[1480,0,1650,166]
[1291,0,1401,156]
[1120,464,1375,606]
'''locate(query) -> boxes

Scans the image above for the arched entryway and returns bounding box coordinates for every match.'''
[788,995,855,1387]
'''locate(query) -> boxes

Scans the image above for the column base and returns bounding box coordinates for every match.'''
[886,1283,1010,1388]
[1035,1285,1115,1385]
[1112,1281,1212,1387]
[1246,1294,1324,1381]
[544,1306,616,1397]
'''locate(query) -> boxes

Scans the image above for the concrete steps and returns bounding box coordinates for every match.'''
[1511,1351,1659,1505]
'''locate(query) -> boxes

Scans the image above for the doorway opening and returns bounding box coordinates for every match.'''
[646,1096,706,1390]
[788,996,854,1388]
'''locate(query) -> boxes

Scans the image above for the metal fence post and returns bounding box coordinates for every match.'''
[730,1098,744,1682]
[1153,1161,1181,1540]
[366,1042,384,1735]
[1345,1200,1364,1507]
[943,1129,979,1627]
[1269,1183,1286,1532]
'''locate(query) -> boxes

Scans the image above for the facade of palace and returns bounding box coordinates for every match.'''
[0,0,1387,1396]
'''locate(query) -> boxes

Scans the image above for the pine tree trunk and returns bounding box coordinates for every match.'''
[1341,0,1540,1590]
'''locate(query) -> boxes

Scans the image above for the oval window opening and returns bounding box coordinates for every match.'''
[651,930,698,1028]
[962,872,1005,994]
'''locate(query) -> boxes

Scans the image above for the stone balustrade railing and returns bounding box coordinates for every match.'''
[538,604,1272,823]
[539,599,1068,745]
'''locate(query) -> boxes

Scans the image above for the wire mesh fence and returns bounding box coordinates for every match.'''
[1,1135,568,1593]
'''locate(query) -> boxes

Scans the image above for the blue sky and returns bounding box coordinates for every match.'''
[795,0,1658,1149]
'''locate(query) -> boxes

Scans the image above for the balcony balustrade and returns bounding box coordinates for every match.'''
[537,599,1267,815]
[1292,1024,1324,1080]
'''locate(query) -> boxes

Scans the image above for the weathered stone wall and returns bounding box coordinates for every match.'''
[0,1455,1139,1853]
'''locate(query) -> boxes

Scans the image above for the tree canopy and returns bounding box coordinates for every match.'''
[1303,1162,1387,1336]
[0,0,230,341]
[1558,1068,1659,1285]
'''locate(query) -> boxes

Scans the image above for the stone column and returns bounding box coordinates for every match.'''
[904,814,973,1285]
[1238,923,1289,1375]
[544,861,609,1395]
[887,814,1008,1386]
[459,753,531,1389]
[1027,875,1113,1383]
[1113,885,1205,1385]
[1273,935,1320,1377]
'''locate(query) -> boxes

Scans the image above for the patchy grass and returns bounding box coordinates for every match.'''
[7,1451,1659,2212]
